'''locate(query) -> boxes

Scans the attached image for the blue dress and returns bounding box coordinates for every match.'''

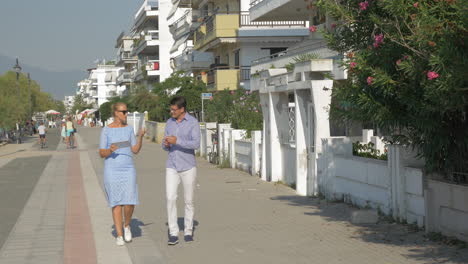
[99,126,138,208]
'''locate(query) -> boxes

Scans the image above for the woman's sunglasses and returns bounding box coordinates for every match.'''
[117,110,129,115]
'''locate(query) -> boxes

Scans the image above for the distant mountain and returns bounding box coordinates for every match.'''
[0,54,87,100]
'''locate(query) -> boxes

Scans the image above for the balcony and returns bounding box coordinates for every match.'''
[134,60,160,82]
[134,0,159,31]
[249,0,311,21]
[169,9,192,40]
[132,30,160,55]
[193,12,308,50]
[173,49,213,71]
[206,67,240,91]
[172,0,191,7]
[116,51,138,66]
[194,13,240,51]
[117,71,136,85]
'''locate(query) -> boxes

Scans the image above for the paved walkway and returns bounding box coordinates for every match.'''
[0,127,467,264]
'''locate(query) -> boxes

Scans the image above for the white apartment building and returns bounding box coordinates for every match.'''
[77,64,124,108]
[168,0,213,76]
[170,0,310,91]
[131,0,174,89]
[115,32,138,94]
[63,96,75,113]
[249,0,347,196]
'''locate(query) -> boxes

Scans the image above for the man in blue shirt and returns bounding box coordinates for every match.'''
[163,96,200,245]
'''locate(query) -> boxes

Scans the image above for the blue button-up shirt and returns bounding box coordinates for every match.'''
[162,113,200,172]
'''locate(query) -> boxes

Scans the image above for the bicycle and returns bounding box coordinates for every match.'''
[208,131,219,164]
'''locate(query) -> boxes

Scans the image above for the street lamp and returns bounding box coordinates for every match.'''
[12,58,22,144]
[13,58,22,100]
[27,73,31,121]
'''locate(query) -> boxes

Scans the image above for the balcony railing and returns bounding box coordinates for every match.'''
[250,0,266,7]
[206,66,240,90]
[240,66,251,81]
[240,12,306,27]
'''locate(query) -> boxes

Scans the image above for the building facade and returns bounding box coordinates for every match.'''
[168,0,309,91]
[76,64,124,108]
[115,32,138,94]
[131,0,175,89]
[249,0,347,196]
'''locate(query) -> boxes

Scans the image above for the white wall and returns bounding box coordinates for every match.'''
[158,0,175,82]
[318,138,426,226]
[426,180,468,242]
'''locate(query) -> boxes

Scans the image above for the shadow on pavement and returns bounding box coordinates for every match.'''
[165,218,200,238]
[111,218,153,238]
[270,195,468,264]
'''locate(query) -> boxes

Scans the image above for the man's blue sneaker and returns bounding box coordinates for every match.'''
[184,235,194,243]
[168,236,179,245]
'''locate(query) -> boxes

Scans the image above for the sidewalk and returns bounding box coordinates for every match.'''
[0,126,467,264]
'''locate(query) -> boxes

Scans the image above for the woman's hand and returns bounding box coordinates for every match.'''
[138,128,147,138]
[109,144,118,153]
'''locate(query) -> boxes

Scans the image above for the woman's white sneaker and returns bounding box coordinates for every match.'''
[116,236,125,246]
[124,226,132,242]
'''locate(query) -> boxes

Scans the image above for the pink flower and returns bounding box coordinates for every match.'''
[413,2,419,8]
[331,23,337,29]
[350,62,357,69]
[373,34,384,48]
[403,55,409,60]
[427,71,439,80]
[309,25,317,32]
[367,76,374,85]
[359,1,369,10]
[396,59,402,65]
[230,91,235,95]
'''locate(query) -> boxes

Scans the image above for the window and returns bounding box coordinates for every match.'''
[288,93,295,144]
[234,50,240,67]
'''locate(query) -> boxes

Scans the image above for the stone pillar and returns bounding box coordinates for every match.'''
[295,89,309,195]
[217,123,231,162]
[251,130,262,177]
[268,92,283,182]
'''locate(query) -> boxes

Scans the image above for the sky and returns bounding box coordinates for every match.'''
[0,0,141,72]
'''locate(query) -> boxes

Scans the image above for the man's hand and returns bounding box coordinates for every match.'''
[109,144,118,153]
[166,136,177,145]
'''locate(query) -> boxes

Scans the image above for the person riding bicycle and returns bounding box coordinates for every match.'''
[65,117,75,148]
[37,122,47,148]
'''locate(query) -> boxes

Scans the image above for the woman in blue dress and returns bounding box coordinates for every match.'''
[99,102,146,246]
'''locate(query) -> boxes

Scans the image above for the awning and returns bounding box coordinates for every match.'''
[170,33,190,53]
[167,0,179,19]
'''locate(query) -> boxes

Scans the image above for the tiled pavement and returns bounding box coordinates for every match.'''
[0,127,467,264]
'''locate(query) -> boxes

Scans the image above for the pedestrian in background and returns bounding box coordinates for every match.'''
[61,119,66,143]
[65,117,75,148]
[163,96,200,245]
[99,102,146,246]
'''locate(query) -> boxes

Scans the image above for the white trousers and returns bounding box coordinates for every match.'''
[166,167,197,236]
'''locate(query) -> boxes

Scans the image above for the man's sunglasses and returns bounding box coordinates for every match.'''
[117,110,129,115]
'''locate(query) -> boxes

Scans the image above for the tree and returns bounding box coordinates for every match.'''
[318,0,468,175]
[152,71,207,121]
[0,71,58,128]
[205,89,263,135]
[71,94,94,114]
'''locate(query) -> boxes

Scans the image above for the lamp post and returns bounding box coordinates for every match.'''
[12,58,22,144]
[27,73,31,121]
[13,58,22,102]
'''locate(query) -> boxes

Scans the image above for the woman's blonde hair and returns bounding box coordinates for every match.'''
[111,102,127,117]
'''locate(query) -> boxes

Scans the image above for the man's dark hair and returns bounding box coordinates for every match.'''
[170,96,187,111]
